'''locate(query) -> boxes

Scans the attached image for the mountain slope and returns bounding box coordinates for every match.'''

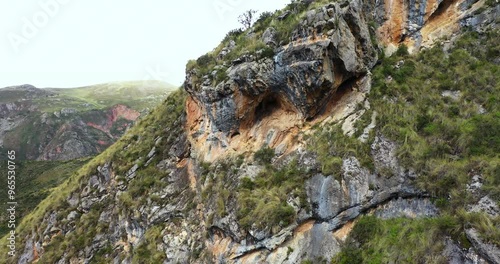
[0,159,90,237]
[1,0,498,263]
[44,80,173,112]
[0,81,175,161]
[0,81,174,238]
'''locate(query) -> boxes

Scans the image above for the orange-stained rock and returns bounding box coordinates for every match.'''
[377,0,486,53]
[184,1,378,162]
[378,0,408,44]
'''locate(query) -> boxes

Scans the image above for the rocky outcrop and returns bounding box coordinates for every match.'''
[199,135,436,262]
[443,238,490,264]
[369,0,498,53]
[185,0,378,161]
[181,0,500,261]
[466,228,500,264]
[185,0,498,161]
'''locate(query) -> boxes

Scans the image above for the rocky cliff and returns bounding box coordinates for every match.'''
[1,0,499,263]
[185,0,499,162]
[185,0,377,162]
[374,0,499,53]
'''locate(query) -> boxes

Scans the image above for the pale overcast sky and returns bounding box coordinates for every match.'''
[0,0,289,88]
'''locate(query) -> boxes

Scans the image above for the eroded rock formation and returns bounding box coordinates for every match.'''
[186,0,378,161]
[375,0,498,53]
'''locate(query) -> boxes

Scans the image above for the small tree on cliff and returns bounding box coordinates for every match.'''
[238,9,257,30]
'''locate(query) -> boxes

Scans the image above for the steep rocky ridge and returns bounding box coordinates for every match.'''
[1,0,498,263]
[185,0,378,162]
[185,0,498,162]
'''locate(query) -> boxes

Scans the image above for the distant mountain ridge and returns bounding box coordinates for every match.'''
[0,81,175,238]
[0,81,175,160]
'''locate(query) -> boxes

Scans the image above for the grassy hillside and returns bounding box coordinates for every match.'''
[0,89,187,262]
[0,159,90,237]
[0,80,176,160]
[42,80,176,112]
[0,81,177,238]
[0,81,175,112]
[330,29,500,262]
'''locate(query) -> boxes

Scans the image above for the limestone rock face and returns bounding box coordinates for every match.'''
[184,0,496,162]
[372,0,497,53]
[185,0,378,161]
[261,27,277,47]
[466,228,500,264]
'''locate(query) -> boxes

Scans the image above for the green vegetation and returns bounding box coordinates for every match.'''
[237,160,308,230]
[0,159,90,237]
[132,225,167,263]
[200,152,309,232]
[42,80,175,112]
[109,91,186,177]
[370,30,499,209]
[309,125,374,179]
[332,28,500,263]
[333,216,458,263]
[485,0,499,8]
[200,160,237,222]
[274,26,500,263]
[0,89,188,263]
[335,213,500,263]
[110,117,134,137]
[186,0,334,87]
[117,166,169,210]
[254,146,275,164]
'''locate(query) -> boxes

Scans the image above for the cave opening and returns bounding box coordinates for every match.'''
[254,93,283,122]
[428,0,455,22]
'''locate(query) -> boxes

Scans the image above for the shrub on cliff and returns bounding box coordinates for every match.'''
[237,160,307,230]
[254,146,275,164]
